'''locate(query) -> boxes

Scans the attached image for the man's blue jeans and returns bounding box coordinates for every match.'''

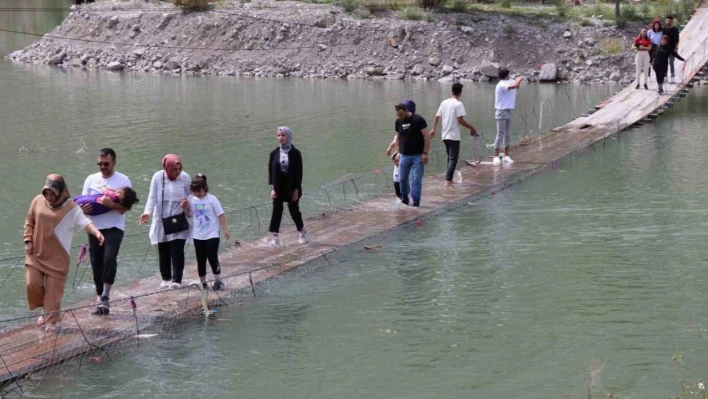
[399,154,425,206]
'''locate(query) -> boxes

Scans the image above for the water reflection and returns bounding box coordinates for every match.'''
[0,0,71,57]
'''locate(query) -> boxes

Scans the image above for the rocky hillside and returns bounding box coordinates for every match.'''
[8,0,647,84]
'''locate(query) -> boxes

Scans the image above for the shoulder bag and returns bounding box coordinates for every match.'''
[161,172,190,235]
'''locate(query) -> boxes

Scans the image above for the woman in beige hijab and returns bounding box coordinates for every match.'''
[24,174,104,332]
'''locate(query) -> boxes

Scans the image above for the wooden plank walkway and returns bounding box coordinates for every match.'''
[2,4,708,389]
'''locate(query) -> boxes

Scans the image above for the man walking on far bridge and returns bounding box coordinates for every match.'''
[430,82,477,188]
[493,69,522,166]
[395,100,431,207]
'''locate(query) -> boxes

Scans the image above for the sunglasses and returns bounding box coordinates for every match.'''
[97,162,112,167]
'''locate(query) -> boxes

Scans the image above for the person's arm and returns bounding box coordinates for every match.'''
[421,127,431,165]
[430,115,440,138]
[672,50,685,62]
[457,116,477,135]
[385,141,395,156]
[218,214,230,241]
[140,172,158,225]
[23,197,37,255]
[508,77,522,90]
[268,150,278,200]
[85,223,105,246]
[97,197,127,214]
[293,150,303,202]
[183,196,193,218]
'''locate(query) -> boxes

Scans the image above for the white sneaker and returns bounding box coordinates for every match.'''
[160,280,171,289]
[492,156,502,166]
[268,234,281,247]
[395,198,403,205]
[170,282,182,289]
[298,229,308,244]
[502,156,514,164]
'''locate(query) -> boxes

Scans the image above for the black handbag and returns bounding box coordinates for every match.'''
[160,172,190,235]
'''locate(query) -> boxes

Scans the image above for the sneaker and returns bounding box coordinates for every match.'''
[644,83,648,90]
[658,86,664,94]
[202,282,208,290]
[395,197,403,205]
[670,76,675,83]
[298,229,308,244]
[502,156,514,165]
[492,156,502,166]
[92,297,109,316]
[170,282,182,289]
[635,83,640,89]
[159,280,172,289]
[401,198,410,206]
[412,203,420,207]
[268,234,281,247]
[212,280,224,291]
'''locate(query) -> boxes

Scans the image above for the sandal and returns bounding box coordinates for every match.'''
[37,314,45,327]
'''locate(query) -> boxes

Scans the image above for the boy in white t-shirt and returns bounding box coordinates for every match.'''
[430,83,477,187]
[493,69,523,166]
[185,174,230,291]
[385,135,403,203]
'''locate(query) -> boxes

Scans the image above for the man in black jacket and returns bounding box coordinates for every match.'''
[664,15,680,82]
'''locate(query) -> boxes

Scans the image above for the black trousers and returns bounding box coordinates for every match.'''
[654,66,667,86]
[444,139,460,182]
[88,228,124,297]
[269,199,304,233]
[649,44,656,75]
[157,239,186,284]
[394,182,401,199]
[194,238,221,278]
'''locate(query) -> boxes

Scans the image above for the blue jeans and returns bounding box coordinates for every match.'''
[399,154,425,206]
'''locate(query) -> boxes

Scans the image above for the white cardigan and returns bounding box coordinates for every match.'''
[143,170,191,244]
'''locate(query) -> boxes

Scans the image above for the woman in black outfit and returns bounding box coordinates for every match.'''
[268,126,307,246]
[652,35,685,94]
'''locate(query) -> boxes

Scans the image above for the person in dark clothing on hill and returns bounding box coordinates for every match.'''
[663,15,680,82]
[652,35,685,94]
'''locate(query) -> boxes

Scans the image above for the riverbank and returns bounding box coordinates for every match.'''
[6,0,662,84]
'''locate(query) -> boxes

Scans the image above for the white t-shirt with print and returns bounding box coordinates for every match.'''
[435,98,466,141]
[82,172,132,231]
[495,79,517,111]
[188,193,225,240]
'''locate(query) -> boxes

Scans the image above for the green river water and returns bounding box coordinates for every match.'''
[2,2,708,398]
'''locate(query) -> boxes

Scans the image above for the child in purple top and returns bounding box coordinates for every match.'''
[74,187,138,216]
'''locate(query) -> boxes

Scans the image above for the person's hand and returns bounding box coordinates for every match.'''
[422,154,429,165]
[80,203,93,215]
[139,214,149,225]
[97,196,112,207]
[224,229,231,241]
[24,241,33,255]
[179,199,189,210]
[292,190,299,202]
[469,126,477,136]
[96,232,105,246]
[270,190,277,200]
[429,129,436,138]
[385,148,392,156]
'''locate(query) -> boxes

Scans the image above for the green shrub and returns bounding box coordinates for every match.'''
[580,19,593,26]
[555,0,567,17]
[599,37,625,54]
[174,0,210,10]
[403,6,423,19]
[500,0,512,9]
[444,0,468,12]
[639,2,651,18]
[621,4,641,21]
[419,0,447,9]
[502,24,515,35]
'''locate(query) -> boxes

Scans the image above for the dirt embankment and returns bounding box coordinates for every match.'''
[8,0,649,84]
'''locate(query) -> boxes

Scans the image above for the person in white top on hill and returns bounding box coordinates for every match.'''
[493,69,522,166]
[430,82,477,188]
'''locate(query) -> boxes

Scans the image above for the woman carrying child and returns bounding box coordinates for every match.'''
[185,174,229,291]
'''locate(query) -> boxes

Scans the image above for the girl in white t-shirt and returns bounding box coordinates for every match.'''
[385,135,402,203]
[185,174,230,291]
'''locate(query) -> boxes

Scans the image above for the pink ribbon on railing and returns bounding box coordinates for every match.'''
[78,244,88,264]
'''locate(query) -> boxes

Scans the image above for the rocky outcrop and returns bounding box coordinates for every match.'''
[6,0,644,84]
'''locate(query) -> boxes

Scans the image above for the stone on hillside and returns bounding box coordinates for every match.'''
[153,61,163,69]
[442,65,454,75]
[47,52,66,65]
[539,63,558,81]
[133,48,146,57]
[107,16,119,29]
[460,26,473,34]
[411,64,424,75]
[107,61,124,70]
[428,56,441,66]
[366,66,385,76]
[166,60,180,70]
[314,15,336,28]
[584,37,596,46]
[609,71,621,82]
[479,60,500,78]
[563,30,572,38]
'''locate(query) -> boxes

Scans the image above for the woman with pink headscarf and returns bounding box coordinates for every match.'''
[140,154,191,289]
